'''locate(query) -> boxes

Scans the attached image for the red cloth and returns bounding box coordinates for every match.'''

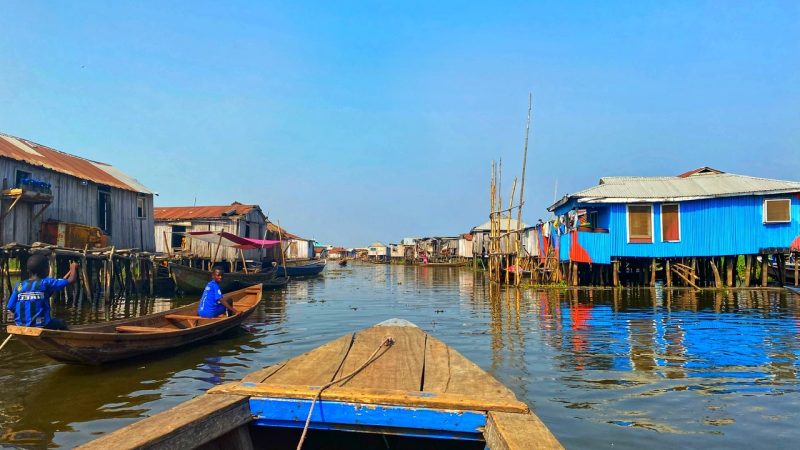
[791,236,800,252]
[187,231,281,249]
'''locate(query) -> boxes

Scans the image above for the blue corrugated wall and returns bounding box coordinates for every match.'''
[555,194,800,261]
[559,231,612,264]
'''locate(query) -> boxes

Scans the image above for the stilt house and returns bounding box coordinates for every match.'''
[548,167,800,285]
[154,202,272,263]
[0,133,156,250]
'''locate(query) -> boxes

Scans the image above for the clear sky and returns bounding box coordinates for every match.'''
[1,1,798,247]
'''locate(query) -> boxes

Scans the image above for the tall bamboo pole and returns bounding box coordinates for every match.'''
[489,161,495,282]
[505,178,517,285]
[277,221,288,277]
[515,93,532,286]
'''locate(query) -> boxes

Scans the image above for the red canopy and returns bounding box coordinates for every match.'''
[186,231,281,250]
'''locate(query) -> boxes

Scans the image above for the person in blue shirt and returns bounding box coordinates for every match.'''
[7,254,78,329]
[197,267,238,318]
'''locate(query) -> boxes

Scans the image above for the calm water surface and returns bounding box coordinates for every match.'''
[2,263,800,448]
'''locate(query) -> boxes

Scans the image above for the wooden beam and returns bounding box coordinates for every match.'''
[744,255,752,288]
[709,258,722,288]
[76,394,251,450]
[761,255,769,287]
[483,411,564,450]
[208,383,530,414]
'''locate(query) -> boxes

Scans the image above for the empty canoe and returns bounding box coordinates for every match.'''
[171,262,277,293]
[78,319,562,449]
[6,285,262,365]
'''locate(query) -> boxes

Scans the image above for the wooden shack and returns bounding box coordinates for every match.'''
[154,202,273,264]
[0,133,155,250]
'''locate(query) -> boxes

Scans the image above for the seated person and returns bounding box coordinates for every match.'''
[197,267,238,318]
[7,254,78,329]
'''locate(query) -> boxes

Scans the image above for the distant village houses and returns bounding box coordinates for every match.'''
[0,133,156,251]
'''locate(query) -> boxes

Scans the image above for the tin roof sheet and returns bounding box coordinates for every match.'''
[154,202,260,221]
[0,133,154,194]
[549,169,800,210]
[471,217,529,232]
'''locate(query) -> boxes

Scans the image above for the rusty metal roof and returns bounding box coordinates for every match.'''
[0,133,154,194]
[154,202,261,221]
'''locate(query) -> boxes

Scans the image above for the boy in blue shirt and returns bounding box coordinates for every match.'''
[7,254,78,329]
[197,267,238,318]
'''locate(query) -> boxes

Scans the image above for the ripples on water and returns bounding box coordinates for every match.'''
[1,264,799,448]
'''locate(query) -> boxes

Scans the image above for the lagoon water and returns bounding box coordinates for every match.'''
[2,263,800,448]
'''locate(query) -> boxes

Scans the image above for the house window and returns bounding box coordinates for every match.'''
[245,222,251,237]
[764,199,791,223]
[661,203,680,242]
[627,204,653,243]
[171,225,186,249]
[15,169,32,188]
[98,187,111,235]
[136,197,146,219]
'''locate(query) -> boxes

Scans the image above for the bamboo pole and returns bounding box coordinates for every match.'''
[505,178,517,285]
[239,248,248,274]
[514,94,532,286]
[210,234,223,269]
[277,221,287,277]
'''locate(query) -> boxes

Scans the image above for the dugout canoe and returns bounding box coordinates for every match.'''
[416,260,469,268]
[6,285,263,365]
[78,319,563,450]
[170,262,277,293]
[275,259,326,277]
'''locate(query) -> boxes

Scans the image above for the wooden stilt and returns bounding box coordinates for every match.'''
[726,256,734,287]
[744,255,752,288]
[709,258,722,288]
[650,259,656,286]
[794,252,799,287]
[665,259,671,287]
[761,255,769,287]
[612,260,619,287]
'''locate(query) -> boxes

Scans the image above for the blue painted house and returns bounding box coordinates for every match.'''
[548,167,800,265]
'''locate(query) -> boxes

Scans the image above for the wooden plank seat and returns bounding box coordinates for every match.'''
[164,314,225,328]
[115,325,181,333]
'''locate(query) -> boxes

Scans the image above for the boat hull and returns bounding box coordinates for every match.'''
[7,285,262,365]
[170,263,276,293]
[79,319,563,449]
[275,259,326,277]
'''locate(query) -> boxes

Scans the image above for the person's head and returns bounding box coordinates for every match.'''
[211,267,224,283]
[27,254,50,278]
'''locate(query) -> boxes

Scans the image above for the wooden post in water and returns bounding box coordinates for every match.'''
[80,246,92,302]
[709,258,722,288]
[650,259,656,287]
[761,255,769,287]
[744,255,752,288]
[665,259,672,287]
[149,256,156,296]
[726,256,734,287]
[795,252,798,287]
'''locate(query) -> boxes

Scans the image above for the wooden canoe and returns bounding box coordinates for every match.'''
[78,319,562,449]
[170,262,277,294]
[417,260,469,267]
[276,259,326,277]
[6,285,263,365]
[338,259,348,267]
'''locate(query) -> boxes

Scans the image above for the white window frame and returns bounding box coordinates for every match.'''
[763,198,791,224]
[660,203,681,242]
[626,204,654,243]
[136,197,146,219]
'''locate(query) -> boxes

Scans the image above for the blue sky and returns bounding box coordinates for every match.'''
[1,1,798,247]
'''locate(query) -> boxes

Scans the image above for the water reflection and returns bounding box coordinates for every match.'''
[2,264,800,448]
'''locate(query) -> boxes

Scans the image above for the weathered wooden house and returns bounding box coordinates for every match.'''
[549,167,800,286]
[154,202,272,263]
[470,217,529,258]
[0,133,155,250]
[269,223,316,259]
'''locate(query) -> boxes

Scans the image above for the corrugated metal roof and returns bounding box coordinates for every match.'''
[471,217,529,232]
[0,133,154,194]
[550,170,800,210]
[266,222,302,240]
[154,202,260,221]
